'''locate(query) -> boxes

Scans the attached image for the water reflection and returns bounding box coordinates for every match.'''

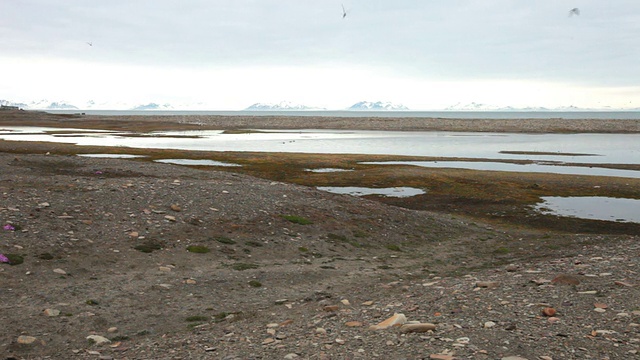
[78,154,147,159]
[305,168,355,173]
[361,161,640,179]
[534,196,640,223]
[317,186,426,198]
[155,159,242,167]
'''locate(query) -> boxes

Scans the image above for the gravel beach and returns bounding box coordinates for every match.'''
[1,110,639,360]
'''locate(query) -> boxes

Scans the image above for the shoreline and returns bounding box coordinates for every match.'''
[1,110,640,133]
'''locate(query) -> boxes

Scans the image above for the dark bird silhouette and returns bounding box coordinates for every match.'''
[86,42,93,46]
[569,8,580,16]
[342,4,347,19]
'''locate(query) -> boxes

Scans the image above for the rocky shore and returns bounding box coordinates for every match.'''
[1,111,639,359]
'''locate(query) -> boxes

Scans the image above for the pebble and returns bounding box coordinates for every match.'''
[551,274,580,285]
[87,335,111,345]
[484,321,496,328]
[399,323,437,333]
[369,313,407,330]
[107,327,118,333]
[171,204,182,212]
[17,335,37,345]
[43,308,60,317]
[284,354,299,359]
[476,281,498,288]
[345,321,363,327]
[542,307,556,317]
[53,268,67,275]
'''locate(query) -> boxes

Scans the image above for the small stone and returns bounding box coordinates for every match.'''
[170,204,181,212]
[542,307,556,317]
[594,303,608,309]
[614,281,634,287]
[87,335,111,345]
[484,321,496,328]
[164,215,176,222]
[184,279,197,284]
[275,299,288,305]
[476,281,498,288]
[430,355,454,360]
[17,335,37,344]
[340,299,351,306]
[323,305,339,312]
[505,264,519,272]
[551,274,580,285]
[594,308,606,313]
[158,266,172,272]
[539,356,553,360]
[335,338,345,344]
[502,357,529,360]
[369,313,407,330]
[284,354,299,359]
[262,338,275,345]
[547,317,560,324]
[361,301,374,306]
[107,327,118,333]
[43,308,60,317]
[128,232,139,238]
[315,327,327,335]
[400,323,437,333]
[53,268,67,275]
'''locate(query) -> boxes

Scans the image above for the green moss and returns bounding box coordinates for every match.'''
[110,335,130,341]
[185,315,209,322]
[385,244,401,252]
[4,254,24,265]
[213,236,236,245]
[245,240,264,247]
[327,233,348,241]
[86,299,99,306]
[282,215,313,225]
[298,247,309,252]
[186,245,210,253]
[248,280,262,287]
[232,263,259,271]
[134,241,163,253]
[494,247,510,254]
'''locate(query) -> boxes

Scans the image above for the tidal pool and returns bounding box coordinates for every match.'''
[317,186,426,198]
[534,196,640,223]
[155,159,242,167]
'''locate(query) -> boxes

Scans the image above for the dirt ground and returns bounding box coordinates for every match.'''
[1,111,639,360]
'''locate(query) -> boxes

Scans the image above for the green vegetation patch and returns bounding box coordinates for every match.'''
[494,247,510,255]
[134,240,163,253]
[186,245,211,253]
[214,236,236,245]
[282,215,313,225]
[3,254,24,265]
[185,315,209,322]
[232,263,259,271]
[248,280,262,287]
[385,244,401,252]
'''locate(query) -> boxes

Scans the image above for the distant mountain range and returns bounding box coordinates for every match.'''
[2,99,638,112]
[245,101,324,111]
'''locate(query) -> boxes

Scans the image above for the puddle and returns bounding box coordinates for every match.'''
[317,186,426,198]
[78,154,147,159]
[361,161,640,179]
[305,168,355,173]
[155,159,242,167]
[534,196,640,223]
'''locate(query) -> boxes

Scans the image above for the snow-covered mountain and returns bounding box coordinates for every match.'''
[10,99,80,110]
[245,101,323,111]
[131,103,174,111]
[347,101,409,111]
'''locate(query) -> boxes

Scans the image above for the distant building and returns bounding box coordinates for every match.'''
[1,105,20,111]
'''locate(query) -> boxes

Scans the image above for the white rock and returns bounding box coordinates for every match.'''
[86,335,111,345]
[484,321,496,328]
[53,268,67,275]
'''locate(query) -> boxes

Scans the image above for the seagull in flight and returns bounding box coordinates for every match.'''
[569,8,580,16]
[342,4,348,19]
[86,41,93,47]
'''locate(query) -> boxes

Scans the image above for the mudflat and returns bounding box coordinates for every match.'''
[1,110,639,359]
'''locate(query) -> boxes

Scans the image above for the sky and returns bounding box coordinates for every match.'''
[1,0,640,110]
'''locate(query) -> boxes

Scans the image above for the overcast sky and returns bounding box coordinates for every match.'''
[2,1,640,110]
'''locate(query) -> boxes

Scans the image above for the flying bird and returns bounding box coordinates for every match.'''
[342,4,347,18]
[86,41,93,47]
[569,8,580,16]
